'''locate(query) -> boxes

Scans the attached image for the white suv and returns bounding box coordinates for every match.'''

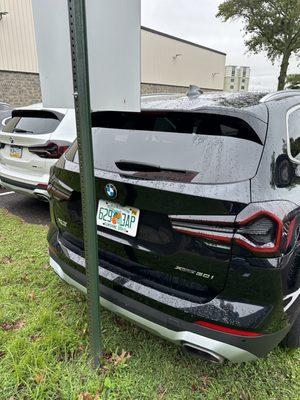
[0,104,75,201]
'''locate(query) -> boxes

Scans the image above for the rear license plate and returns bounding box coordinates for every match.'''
[10,146,22,158]
[97,200,140,237]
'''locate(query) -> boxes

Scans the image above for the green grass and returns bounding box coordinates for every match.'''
[0,209,299,400]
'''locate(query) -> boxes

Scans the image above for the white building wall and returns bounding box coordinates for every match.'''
[224,66,239,92]
[238,66,250,92]
[0,0,38,73]
[224,65,251,92]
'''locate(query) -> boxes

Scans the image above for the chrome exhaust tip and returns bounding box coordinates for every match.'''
[182,343,225,364]
[35,194,49,202]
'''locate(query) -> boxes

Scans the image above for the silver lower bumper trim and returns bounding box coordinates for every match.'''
[0,180,49,200]
[50,257,258,363]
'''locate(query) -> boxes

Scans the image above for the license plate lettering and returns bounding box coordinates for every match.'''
[97,200,140,237]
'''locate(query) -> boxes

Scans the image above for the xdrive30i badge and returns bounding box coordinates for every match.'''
[105,183,117,200]
[175,266,215,280]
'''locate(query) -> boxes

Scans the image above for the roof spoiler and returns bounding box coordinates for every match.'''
[11,109,64,121]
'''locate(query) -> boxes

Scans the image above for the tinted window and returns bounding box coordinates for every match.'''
[83,127,263,184]
[92,111,262,144]
[72,111,265,184]
[3,116,60,135]
[288,109,300,161]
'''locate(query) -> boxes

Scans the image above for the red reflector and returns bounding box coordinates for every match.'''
[36,183,48,190]
[195,320,262,337]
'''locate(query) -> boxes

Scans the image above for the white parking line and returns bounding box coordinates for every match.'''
[0,191,15,197]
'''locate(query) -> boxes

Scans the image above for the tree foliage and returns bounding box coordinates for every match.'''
[217,0,300,90]
[286,73,300,88]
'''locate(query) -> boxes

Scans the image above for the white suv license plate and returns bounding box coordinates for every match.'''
[10,146,22,158]
[97,200,140,237]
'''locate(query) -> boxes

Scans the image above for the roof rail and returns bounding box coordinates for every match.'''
[260,90,300,103]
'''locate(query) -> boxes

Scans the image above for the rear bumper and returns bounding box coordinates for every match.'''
[49,251,290,363]
[0,175,49,201]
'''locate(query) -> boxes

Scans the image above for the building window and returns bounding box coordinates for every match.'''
[241,86,245,90]
[231,79,235,82]
[242,79,245,83]
[231,70,235,76]
[243,69,247,77]
[230,85,234,89]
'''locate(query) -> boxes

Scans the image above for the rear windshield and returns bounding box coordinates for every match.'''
[92,111,262,144]
[3,113,61,135]
[68,111,265,184]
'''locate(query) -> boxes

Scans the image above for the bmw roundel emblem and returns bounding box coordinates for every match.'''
[105,183,117,200]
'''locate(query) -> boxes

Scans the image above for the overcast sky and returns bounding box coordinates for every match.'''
[141,0,299,91]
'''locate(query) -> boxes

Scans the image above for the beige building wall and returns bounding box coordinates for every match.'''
[142,28,226,91]
[0,1,227,105]
[0,0,38,73]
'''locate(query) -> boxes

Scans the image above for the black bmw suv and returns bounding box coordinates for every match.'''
[47,91,300,363]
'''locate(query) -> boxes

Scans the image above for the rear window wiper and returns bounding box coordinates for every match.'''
[115,160,186,174]
[14,128,35,134]
[115,160,198,183]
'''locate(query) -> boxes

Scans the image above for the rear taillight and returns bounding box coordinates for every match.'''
[282,217,300,251]
[170,218,234,246]
[170,202,299,257]
[36,183,49,190]
[47,177,73,201]
[234,211,282,255]
[29,141,70,159]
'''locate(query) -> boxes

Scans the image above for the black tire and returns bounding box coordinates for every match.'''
[282,314,300,349]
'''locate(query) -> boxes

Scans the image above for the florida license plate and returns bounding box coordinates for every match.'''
[97,200,140,237]
[10,146,22,158]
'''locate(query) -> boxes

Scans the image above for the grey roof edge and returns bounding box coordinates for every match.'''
[260,90,300,103]
[141,26,227,56]
[141,104,267,120]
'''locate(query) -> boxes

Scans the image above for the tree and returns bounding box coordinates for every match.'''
[286,74,300,89]
[217,0,300,90]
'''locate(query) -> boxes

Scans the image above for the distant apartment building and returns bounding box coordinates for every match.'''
[224,66,250,92]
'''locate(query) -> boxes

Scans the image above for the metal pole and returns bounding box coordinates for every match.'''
[67,0,102,367]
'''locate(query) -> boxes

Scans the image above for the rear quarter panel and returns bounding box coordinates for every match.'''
[50,109,76,143]
[251,98,300,205]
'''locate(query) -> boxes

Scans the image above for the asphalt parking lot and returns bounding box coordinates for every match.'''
[0,187,50,225]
